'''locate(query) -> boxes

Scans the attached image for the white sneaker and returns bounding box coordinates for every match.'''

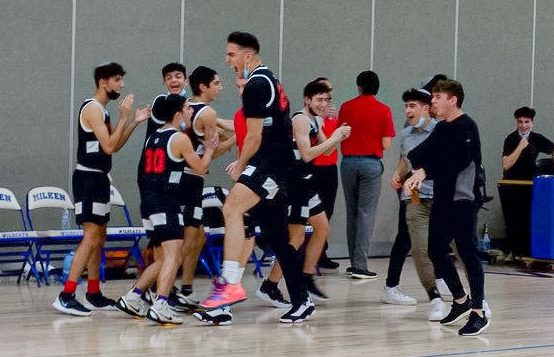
[482,299,492,319]
[435,279,452,299]
[147,298,184,325]
[380,286,417,306]
[428,297,447,321]
[116,291,150,318]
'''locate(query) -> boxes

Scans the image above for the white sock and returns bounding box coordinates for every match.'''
[222,260,240,284]
[238,267,246,282]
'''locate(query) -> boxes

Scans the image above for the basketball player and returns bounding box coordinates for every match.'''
[52,62,150,316]
[117,95,218,324]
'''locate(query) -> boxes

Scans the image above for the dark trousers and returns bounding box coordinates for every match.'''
[256,201,307,305]
[429,200,484,309]
[313,165,338,259]
[385,197,411,287]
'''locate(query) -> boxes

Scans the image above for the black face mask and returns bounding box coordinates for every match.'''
[308,107,318,117]
[107,89,121,100]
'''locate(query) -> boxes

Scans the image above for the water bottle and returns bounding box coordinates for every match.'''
[62,251,74,284]
[479,223,491,253]
[61,208,71,230]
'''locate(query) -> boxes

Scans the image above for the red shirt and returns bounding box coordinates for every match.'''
[338,95,395,158]
[313,116,339,166]
[234,108,247,153]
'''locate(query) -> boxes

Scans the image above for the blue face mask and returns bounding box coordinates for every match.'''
[179,88,187,98]
[179,119,187,131]
[413,117,426,128]
[243,67,249,79]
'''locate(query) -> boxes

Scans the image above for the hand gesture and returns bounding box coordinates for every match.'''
[119,94,134,119]
[331,123,351,141]
[518,137,529,150]
[202,127,219,150]
[390,172,402,190]
[324,104,338,118]
[404,168,426,197]
[134,106,151,123]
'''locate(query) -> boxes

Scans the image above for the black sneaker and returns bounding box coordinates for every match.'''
[255,280,292,308]
[351,269,378,280]
[170,288,200,313]
[193,306,233,326]
[306,276,329,302]
[279,297,316,323]
[440,298,472,325]
[83,292,118,311]
[318,257,339,270]
[52,293,92,316]
[346,267,354,275]
[458,311,490,336]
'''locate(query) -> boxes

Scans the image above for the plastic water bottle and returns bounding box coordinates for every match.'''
[479,224,491,253]
[62,251,74,284]
[61,208,71,230]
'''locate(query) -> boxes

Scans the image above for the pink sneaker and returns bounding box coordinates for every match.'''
[200,278,247,310]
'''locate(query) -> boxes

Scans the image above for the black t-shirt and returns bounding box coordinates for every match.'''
[502,131,554,179]
[242,65,294,169]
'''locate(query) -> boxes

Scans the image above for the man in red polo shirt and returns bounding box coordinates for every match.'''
[338,70,395,279]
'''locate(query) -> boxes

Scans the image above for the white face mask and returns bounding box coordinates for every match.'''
[179,88,187,97]
[413,117,426,128]
[519,130,530,138]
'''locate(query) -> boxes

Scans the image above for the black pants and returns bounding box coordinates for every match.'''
[429,200,484,309]
[255,201,308,305]
[385,196,411,287]
[313,165,338,260]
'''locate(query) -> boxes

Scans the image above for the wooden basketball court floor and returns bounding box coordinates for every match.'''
[1,257,553,357]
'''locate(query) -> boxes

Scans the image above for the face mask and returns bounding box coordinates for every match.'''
[178,88,187,97]
[107,89,121,100]
[519,130,530,138]
[413,117,425,128]
[179,119,187,131]
[243,61,250,79]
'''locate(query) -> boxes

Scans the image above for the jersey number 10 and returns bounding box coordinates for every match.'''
[144,148,166,174]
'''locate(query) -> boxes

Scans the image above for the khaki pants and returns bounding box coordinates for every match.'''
[405,199,436,292]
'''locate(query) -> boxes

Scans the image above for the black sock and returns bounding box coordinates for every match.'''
[427,287,441,301]
[264,279,278,289]
[181,284,193,295]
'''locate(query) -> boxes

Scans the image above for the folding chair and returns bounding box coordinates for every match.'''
[27,186,81,285]
[102,185,146,280]
[0,187,41,286]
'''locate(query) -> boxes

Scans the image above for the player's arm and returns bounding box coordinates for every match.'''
[502,137,528,171]
[172,133,217,175]
[115,105,150,151]
[84,95,131,155]
[293,114,350,162]
[216,118,235,132]
[199,107,234,158]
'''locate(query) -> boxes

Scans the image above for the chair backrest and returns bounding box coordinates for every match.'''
[110,185,132,226]
[0,187,27,230]
[26,186,74,230]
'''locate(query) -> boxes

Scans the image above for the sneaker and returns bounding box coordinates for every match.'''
[428,297,447,321]
[351,268,378,280]
[458,311,490,336]
[482,300,492,319]
[193,306,233,326]
[200,278,247,310]
[279,297,316,323]
[83,292,117,311]
[256,280,292,308]
[168,286,199,313]
[346,267,353,275]
[440,298,472,325]
[318,257,339,270]
[435,278,452,299]
[142,288,156,306]
[52,293,92,317]
[306,276,330,302]
[146,298,184,325]
[380,286,417,306]
[116,292,149,318]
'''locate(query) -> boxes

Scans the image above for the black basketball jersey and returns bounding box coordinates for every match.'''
[140,127,185,196]
[185,102,207,156]
[76,98,112,173]
[241,65,294,169]
[145,94,167,145]
[291,111,319,173]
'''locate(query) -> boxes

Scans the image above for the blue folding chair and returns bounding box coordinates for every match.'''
[27,186,80,285]
[0,187,41,286]
[101,185,146,281]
